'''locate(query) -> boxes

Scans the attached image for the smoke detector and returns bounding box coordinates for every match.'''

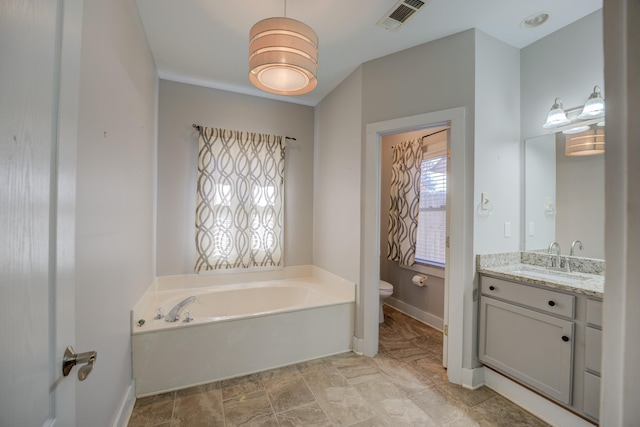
[377,0,430,32]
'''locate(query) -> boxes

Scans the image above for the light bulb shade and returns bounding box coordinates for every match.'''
[565,127,605,156]
[562,125,590,135]
[249,17,318,96]
[542,98,570,128]
[577,86,605,119]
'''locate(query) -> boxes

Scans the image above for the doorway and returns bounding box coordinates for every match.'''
[378,126,449,362]
[362,107,471,386]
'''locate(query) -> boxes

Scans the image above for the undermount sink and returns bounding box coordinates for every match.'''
[509,268,591,285]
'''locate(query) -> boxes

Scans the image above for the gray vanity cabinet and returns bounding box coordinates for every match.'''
[479,277,575,404]
[584,298,603,420]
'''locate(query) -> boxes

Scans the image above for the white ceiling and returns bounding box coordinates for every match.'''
[135,0,601,106]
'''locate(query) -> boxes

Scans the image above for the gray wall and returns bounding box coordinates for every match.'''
[315,29,478,353]
[521,10,604,259]
[473,31,521,255]
[315,28,522,369]
[313,67,363,284]
[75,0,157,424]
[156,80,314,275]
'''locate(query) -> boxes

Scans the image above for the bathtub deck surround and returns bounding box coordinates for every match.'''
[128,306,549,426]
[131,266,355,396]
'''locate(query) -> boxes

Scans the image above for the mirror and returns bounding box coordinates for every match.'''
[524,133,605,259]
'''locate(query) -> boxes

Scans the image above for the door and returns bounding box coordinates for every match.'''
[1,0,82,425]
[479,297,574,404]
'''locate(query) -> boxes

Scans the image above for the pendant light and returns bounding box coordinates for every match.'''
[565,125,605,156]
[542,98,571,128]
[577,86,605,119]
[248,0,318,96]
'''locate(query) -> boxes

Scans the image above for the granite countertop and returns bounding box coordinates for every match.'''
[477,252,604,298]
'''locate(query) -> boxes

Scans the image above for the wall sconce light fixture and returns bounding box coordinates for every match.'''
[578,86,605,119]
[542,98,571,128]
[542,85,605,132]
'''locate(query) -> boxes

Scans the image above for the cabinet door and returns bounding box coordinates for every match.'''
[583,372,601,420]
[479,297,574,404]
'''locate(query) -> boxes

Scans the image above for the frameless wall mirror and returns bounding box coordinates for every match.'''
[523,133,604,259]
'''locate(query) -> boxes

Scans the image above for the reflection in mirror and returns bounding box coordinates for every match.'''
[524,133,604,259]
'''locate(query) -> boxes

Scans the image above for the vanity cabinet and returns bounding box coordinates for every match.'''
[583,298,603,420]
[479,274,603,423]
[479,277,575,404]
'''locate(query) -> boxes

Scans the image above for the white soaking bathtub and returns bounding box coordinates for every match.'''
[131,266,355,396]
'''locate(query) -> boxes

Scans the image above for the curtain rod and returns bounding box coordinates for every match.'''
[421,128,449,140]
[192,124,296,141]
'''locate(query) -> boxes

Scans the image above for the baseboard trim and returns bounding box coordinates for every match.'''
[460,367,485,390]
[484,368,595,427]
[112,381,136,427]
[352,336,364,355]
[385,298,444,331]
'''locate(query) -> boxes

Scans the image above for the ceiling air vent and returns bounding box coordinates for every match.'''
[376,0,430,32]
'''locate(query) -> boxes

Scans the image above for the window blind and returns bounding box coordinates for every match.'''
[415,144,447,266]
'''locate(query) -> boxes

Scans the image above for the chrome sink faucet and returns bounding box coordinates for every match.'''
[165,296,197,322]
[571,240,584,256]
[547,241,562,270]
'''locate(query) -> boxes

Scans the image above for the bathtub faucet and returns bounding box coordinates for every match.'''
[165,296,197,322]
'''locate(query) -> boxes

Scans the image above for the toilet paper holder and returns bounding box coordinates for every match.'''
[412,274,427,287]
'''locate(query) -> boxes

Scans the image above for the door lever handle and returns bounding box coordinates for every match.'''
[63,346,97,381]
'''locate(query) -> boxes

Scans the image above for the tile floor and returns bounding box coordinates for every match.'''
[128,306,550,426]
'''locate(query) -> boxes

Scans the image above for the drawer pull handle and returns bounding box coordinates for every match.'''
[562,336,570,342]
[548,300,556,307]
[489,286,495,291]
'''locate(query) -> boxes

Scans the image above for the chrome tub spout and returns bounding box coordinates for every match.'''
[165,296,197,322]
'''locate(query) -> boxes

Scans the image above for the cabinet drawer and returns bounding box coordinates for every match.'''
[481,276,575,318]
[584,371,601,420]
[586,299,603,328]
[585,327,602,374]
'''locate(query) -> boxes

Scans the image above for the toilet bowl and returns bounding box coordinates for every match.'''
[379,280,394,323]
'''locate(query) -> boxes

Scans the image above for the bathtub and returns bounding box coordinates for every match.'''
[131,266,355,396]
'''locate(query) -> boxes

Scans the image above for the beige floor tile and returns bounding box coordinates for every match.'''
[303,368,374,425]
[221,373,263,401]
[472,395,551,426]
[223,390,278,427]
[127,392,174,427]
[438,382,496,407]
[353,377,438,427]
[265,376,316,413]
[296,356,335,374]
[259,364,301,383]
[276,402,333,427]
[172,383,224,427]
[370,355,431,395]
[348,415,389,426]
[411,386,483,426]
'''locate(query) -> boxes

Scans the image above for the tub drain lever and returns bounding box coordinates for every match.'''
[62,346,97,381]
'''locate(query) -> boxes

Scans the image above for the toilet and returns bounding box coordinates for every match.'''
[379,280,394,323]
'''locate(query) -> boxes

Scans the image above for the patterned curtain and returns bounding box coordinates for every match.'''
[195,127,285,271]
[387,138,423,266]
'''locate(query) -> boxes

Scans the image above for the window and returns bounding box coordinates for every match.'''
[415,140,447,266]
[194,127,284,272]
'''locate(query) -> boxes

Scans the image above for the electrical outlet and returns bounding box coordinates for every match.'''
[504,222,511,237]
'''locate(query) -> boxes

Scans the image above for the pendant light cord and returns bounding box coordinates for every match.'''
[284,0,287,17]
